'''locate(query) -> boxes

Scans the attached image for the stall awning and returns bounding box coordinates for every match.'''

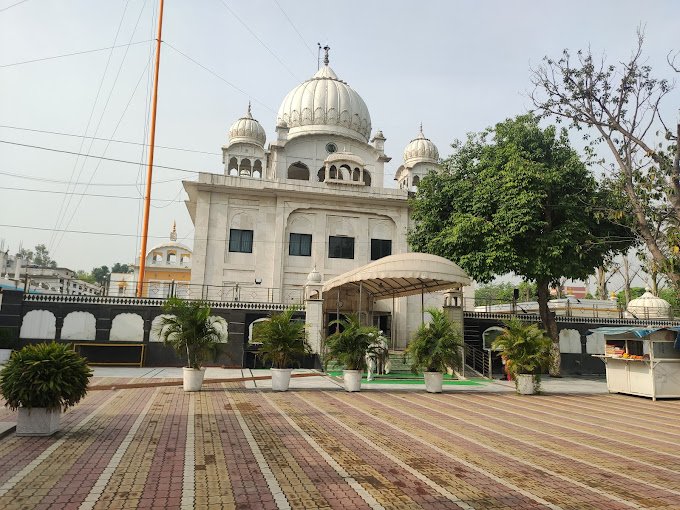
[589,326,680,337]
[322,253,471,299]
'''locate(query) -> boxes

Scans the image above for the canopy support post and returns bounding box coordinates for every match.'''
[336,289,340,333]
[392,291,396,350]
[421,283,425,326]
[359,282,363,325]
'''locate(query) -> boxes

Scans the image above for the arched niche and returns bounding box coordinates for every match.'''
[339,164,351,180]
[317,167,325,182]
[482,326,504,350]
[61,311,96,340]
[363,171,371,186]
[20,310,56,339]
[228,157,238,173]
[412,175,420,188]
[209,316,229,343]
[239,158,251,176]
[110,313,144,342]
[150,314,175,343]
[352,168,361,181]
[248,318,269,344]
[287,161,310,181]
[253,160,262,178]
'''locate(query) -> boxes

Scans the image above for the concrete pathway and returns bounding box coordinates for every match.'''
[0,372,678,509]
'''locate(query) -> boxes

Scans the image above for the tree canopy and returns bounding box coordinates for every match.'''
[408,114,634,374]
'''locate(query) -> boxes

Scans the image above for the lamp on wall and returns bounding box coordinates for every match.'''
[254,278,262,285]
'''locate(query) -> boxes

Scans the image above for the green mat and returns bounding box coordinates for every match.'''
[326,371,485,386]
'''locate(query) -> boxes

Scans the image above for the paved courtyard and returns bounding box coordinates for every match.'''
[0,372,679,509]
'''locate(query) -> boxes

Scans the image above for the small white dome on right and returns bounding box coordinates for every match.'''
[626,288,672,319]
[403,125,439,166]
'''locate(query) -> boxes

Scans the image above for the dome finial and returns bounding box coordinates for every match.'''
[246,101,252,118]
[323,44,330,66]
[170,221,177,241]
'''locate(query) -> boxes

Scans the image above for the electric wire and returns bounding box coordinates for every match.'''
[0,125,220,155]
[271,0,316,58]
[161,41,276,114]
[0,185,184,202]
[52,0,151,254]
[0,169,184,186]
[0,40,152,68]
[215,0,299,81]
[0,0,28,13]
[48,0,134,251]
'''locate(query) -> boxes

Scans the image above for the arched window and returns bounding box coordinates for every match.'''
[152,252,162,264]
[317,167,326,182]
[287,161,309,180]
[412,175,420,188]
[339,164,351,180]
[253,160,263,179]
[228,157,238,173]
[352,168,361,181]
[329,165,338,179]
[363,171,371,186]
[239,158,251,176]
[167,251,177,264]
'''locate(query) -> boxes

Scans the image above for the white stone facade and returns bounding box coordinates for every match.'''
[184,56,468,348]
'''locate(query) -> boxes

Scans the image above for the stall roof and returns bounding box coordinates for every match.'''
[589,326,680,337]
[322,253,471,299]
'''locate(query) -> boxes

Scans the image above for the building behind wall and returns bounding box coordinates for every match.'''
[184,51,473,348]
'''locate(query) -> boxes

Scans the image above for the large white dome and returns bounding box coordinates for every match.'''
[277,64,372,143]
[626,289,672,319]
[228,104,266,147]
[403,126,439,166]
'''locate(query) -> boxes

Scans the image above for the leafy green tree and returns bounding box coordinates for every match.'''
[33,244,57,268]
[530,31,680,289]
[111,263,131,273]
[76,270,96,284]
[91,266,110,285]
[16,248,33,263]
[475,282,537,304]
[408,114,633,375]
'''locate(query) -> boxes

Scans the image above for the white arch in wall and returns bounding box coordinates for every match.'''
[363,171,371,186]
[110,313,144,342]
[20,310,56,339]
[287,161,309,181]
[61,311,96,340]
[239,158,252,176]
[253,160,262,178]
[248,318,269,344]
[150,314,174,343]
[559,329,582,354]
[482,326,504,350]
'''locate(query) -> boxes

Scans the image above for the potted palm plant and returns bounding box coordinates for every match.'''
[252,307,310,391]
[154,297,228,392]
[324,315,383,392]
[405,308,463,393]
[491,318,552,395]
[0,342,92,435]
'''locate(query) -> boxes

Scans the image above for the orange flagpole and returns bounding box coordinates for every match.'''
[137,0,165,297]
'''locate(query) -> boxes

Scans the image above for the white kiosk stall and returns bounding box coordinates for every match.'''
[592,326,680,401]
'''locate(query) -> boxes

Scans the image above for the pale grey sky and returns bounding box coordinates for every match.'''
[1,0,678,273]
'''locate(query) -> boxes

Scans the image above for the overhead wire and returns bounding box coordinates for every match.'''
[0,0,28,13]
[0,124,220,155]
[0,185,184,202]
[271,0,316,58]
[215,0,299,81]
[161,41,276,114]
[0,40,152,68]
[0,169,184,186]
[47,0,134,251]
[52,0,151,254]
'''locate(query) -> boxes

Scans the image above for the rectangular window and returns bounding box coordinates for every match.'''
[229,229,253,253]
[289,233,312,256]
[371,239,392,260]
[329,236,355,259]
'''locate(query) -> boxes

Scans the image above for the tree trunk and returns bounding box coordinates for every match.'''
[537,279,560,377]
[622,257,631,305]
[596,266,607,300]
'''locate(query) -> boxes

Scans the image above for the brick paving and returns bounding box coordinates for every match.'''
[0,382,679,509]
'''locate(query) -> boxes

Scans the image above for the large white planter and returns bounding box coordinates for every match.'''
[0,349,12,364]
[271,368,292,391]
[424,372,444,393]
[17,408,61,436]
[516,374,536,395]
[343,370,363,392]
[183,367,206,392]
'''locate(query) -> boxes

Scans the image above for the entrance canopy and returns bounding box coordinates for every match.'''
[322,253,470,299]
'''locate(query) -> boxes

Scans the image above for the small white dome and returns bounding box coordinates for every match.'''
[627,289,672,319]
[228,104,266,147]
[403,126,439,166]
[277,62,372,143]
[306,268,322,284]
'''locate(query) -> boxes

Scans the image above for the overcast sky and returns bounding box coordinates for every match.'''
[1,0,678,275]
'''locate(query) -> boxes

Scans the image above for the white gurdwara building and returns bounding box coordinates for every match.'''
[184,52,465,347]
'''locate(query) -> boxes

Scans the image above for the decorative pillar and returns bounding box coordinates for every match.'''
[304,268,324,356]
[443,286,465,379]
